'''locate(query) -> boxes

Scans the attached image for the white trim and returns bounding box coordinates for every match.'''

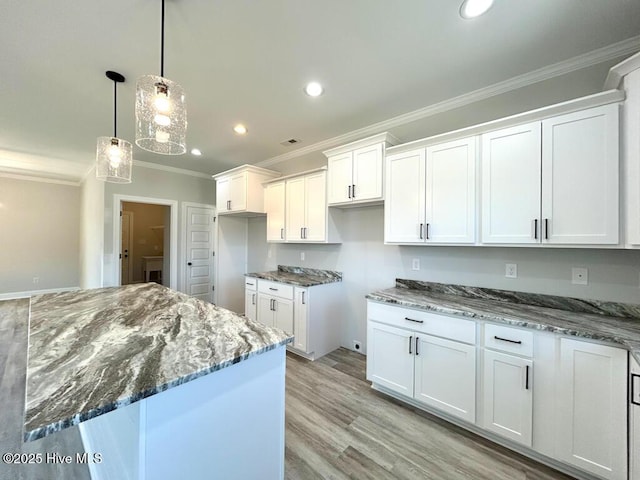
[211,163,281,180]
[262,166,327,185]
[0,172,80,187]
[81,164,96,183]
[322,132,400,157]
[181,202,216,295]
[604,50,640,89]
[133,160,215,180]
[256,36,640,168]
[112,195,179,290]
[0,286,80,300]
[387,89,625,155]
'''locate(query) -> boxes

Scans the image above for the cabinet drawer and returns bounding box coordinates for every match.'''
[484,324,533,357]
[245,277,257,290]
[367,301,476,344]
[258,280,294,300]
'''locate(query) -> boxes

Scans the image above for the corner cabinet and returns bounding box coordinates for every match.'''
[249,278,342,360]
[482,104,619,245]
[324,132,399,207]
[213,164,280,216]
[385,136,477,244]
[264,168,341,244]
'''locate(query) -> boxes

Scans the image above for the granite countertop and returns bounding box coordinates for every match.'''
[367,279,640,363]
[246,265,342,287]
[25,283,292,442]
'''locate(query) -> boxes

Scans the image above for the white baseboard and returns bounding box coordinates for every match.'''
[0,286,80,301]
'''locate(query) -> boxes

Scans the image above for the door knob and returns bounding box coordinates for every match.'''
[188,262,192,266]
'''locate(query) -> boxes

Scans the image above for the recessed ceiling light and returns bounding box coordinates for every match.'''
[304,82,324,97]
[460,0,494,19]
[233,124,248,135]
[190,148,202,156]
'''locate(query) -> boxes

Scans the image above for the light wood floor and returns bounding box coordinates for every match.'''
[1,296,573,479]
[285,348,574,480]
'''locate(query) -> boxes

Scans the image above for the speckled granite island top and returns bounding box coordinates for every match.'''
[246,265,342,287]
[25,283,292,442]
[367,279,640,362]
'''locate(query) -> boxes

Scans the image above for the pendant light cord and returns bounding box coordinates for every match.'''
[160,0,165,77]
[113,80,118,138]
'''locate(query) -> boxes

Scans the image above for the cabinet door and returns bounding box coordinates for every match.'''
[352,143,383,202]
[425,137,476,243]
[273,297,294,335]
[293,288,309,353]
[557,339,627,480]
[228,172,247,212]
[542,105,619,244]
[286,177,306,241]
[327,152,353,204]
[385,149,426,243]
[265,181,286,242]
[256,294,274,327]
[414,335,476,422]
[216,177,230,212]
[482,350,533,446]
[245,289,257,322]
[481,123,541,244]
[367,322,414,397]
[304,171,327,242]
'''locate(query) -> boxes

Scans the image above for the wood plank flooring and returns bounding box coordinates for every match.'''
[1,295,574,480]
[285,348,574,480]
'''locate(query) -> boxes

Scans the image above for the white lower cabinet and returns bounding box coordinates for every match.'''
[414,335,476,422]
[367,303,476,423]
[557,338,627,480]
[367,302,631,480]
[257,293,293,334]
[482,350,532,446]
[244,278,257,322]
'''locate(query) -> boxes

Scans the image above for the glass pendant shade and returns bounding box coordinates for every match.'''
[96,136,133,183]
[135,75,187,155]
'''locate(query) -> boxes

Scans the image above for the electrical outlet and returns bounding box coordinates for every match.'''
[32,276,39,284]
[572,267,588,285]
[353,340,361,352]
[300,252,305,261]
[412,258,420,271]
[505,263,517,278]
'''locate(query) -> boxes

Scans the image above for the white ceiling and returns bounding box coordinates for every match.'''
[1,0,639,181]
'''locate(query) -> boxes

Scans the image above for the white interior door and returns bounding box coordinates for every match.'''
[120,211,133,285]
[186,205,215,303]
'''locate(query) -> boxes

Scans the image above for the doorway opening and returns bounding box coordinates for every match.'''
[121,202,170,286]
[112,195,178,290]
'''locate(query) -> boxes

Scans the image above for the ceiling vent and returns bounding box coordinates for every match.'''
[280,138,300,146]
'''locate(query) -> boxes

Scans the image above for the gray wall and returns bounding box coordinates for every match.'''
[249,206,640,354]
[0,176,80,294]
[103,165,215,290]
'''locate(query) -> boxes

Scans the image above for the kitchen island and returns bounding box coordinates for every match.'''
[24,283,292,480]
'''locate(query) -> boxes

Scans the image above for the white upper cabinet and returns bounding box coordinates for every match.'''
[264,181,286,242]
[282,169,341,243]
[213,165,280,216]
[385,137,477,244]
[481,104,619,245]
[541,105,619,245]
[481,122,541,244]
[324,133,398,206]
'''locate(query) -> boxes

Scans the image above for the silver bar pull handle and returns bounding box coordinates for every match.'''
[415,337,419,356]
[544,218,549,240]
[426,223,430,240]
[269,287,278,291]
[348,185,352,199]
[252,293,256,305]
[494,335,522,345]
[419,223,424,239]
[300,227,304,239]
[352,184,356,198]
[301,291,306,304]
[533,219,538,240]
[405,317,424,324]
[281,228,284,240]
[525,365,530,390]
[409,335,413,354]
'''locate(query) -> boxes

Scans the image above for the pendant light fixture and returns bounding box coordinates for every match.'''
[96,71,133,183]
[135,0,187,155]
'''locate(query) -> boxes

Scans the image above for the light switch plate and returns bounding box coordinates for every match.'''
[572,267,588,285]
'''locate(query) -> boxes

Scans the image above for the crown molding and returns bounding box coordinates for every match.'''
[256,35,640,169]
[0,172,81,186]
[211,163,282,179]
[133,160,215,180]
[604,50,640,89]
